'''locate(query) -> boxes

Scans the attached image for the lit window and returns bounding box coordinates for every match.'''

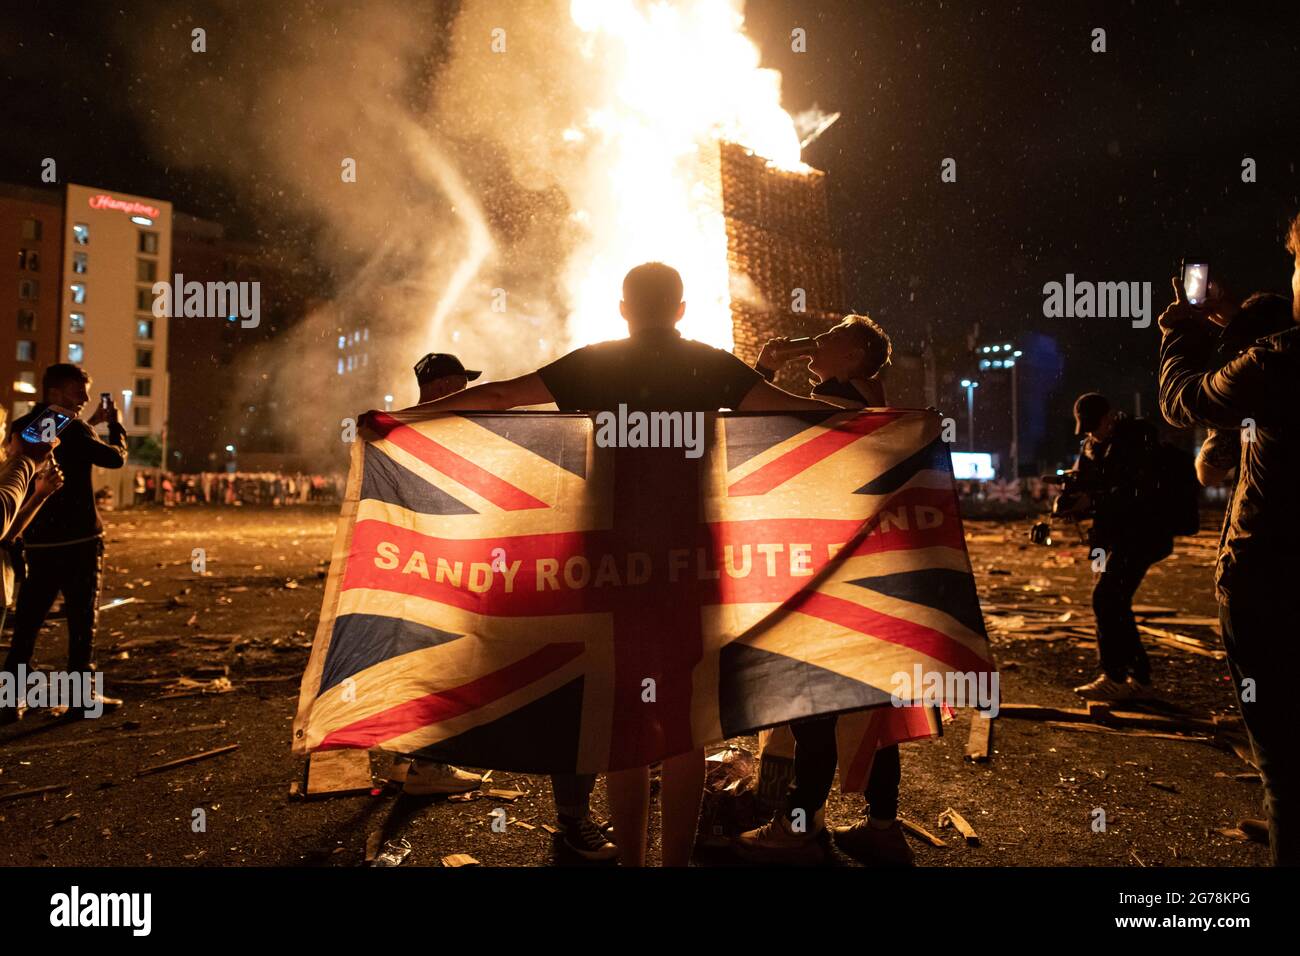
[136,318,154,340]
[338,335,346,350]
[70,282,86,304]
[19,279,39,300]
[69,312,85,333]
[138,231,159,254]
[136,348,153,368]
[353,330,360,343]
[135,377,152,397]
[363,328,369,341]
[73,252,88,274]
[346,355,355,371]
[337,358,344,375]
[136,259,156,282]
[133,405,151,428]
[18,310,36,331]
[15,371,37,395]
[68,342,84,364]
[73,223,89,245]
[16,340,35,363]
[20,219,41,241]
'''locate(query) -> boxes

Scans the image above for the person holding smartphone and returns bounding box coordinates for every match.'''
[2,363,128,721]
[1158,218,1300,866]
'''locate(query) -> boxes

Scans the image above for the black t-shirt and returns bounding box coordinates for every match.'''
[537,327,763,412]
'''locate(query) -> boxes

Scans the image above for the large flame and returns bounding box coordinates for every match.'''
[563,0,807,351]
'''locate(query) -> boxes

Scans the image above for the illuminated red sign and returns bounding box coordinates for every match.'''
[87,193,161,219]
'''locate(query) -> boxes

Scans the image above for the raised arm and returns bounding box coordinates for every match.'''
[406,373,554,412]
[1158,277,1278,430]
[738,379,839,412]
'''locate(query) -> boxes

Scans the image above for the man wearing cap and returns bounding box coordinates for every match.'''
[404,352,619,862]
[414,353,482,403]
[1065,392,1172,701]
[398,354,491,798]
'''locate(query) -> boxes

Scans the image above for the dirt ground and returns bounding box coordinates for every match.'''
[0,505,1269,867]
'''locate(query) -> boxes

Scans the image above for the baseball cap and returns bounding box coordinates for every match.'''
[414,353,482,385]
[1073,392,1110,436]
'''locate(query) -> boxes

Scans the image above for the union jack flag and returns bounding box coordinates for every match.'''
[293,408,994,775]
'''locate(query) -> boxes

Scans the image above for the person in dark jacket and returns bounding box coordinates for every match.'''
[1065,393,1173,702]
[1158,216,1300,866]
[1193,293,1294,487]
[2,364,128,718]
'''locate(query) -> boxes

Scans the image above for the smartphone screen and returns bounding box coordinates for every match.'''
[21,407,74,444]
[1182,261,1209,305]
[100,392,111,410]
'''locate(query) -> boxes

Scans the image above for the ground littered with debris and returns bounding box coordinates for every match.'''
[0,507,1269,867]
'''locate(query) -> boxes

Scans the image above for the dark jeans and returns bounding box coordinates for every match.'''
[551,773,596,820]
[1220,598,1300,866]
[1091,543,1169,683]
[2,539,105,679]
[782,715,900,820]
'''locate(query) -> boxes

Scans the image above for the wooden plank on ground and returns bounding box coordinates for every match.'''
[966,714,992,762]
[136,743,239,778]
[305,749,373,796]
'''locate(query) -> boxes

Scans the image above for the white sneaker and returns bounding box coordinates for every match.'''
[1073,675,1136,701]
[403,760,483,795]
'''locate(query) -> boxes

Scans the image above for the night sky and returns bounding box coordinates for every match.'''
[4,0,1299,463]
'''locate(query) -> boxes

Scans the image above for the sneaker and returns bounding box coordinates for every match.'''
[1237,818,1269,845]
[734,809,829,865]
[402,760,483,795]
[1126,677,1159,700]
[831,818,914,866]
[1072,675,1136,701]
[557,814,618,862]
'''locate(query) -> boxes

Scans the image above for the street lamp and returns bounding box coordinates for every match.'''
[960,379,979,450]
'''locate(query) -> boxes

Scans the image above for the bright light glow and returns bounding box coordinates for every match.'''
[564,0,808,350]
[130,216,154,226]
[225,444,235,453]
[952,452,995,481]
